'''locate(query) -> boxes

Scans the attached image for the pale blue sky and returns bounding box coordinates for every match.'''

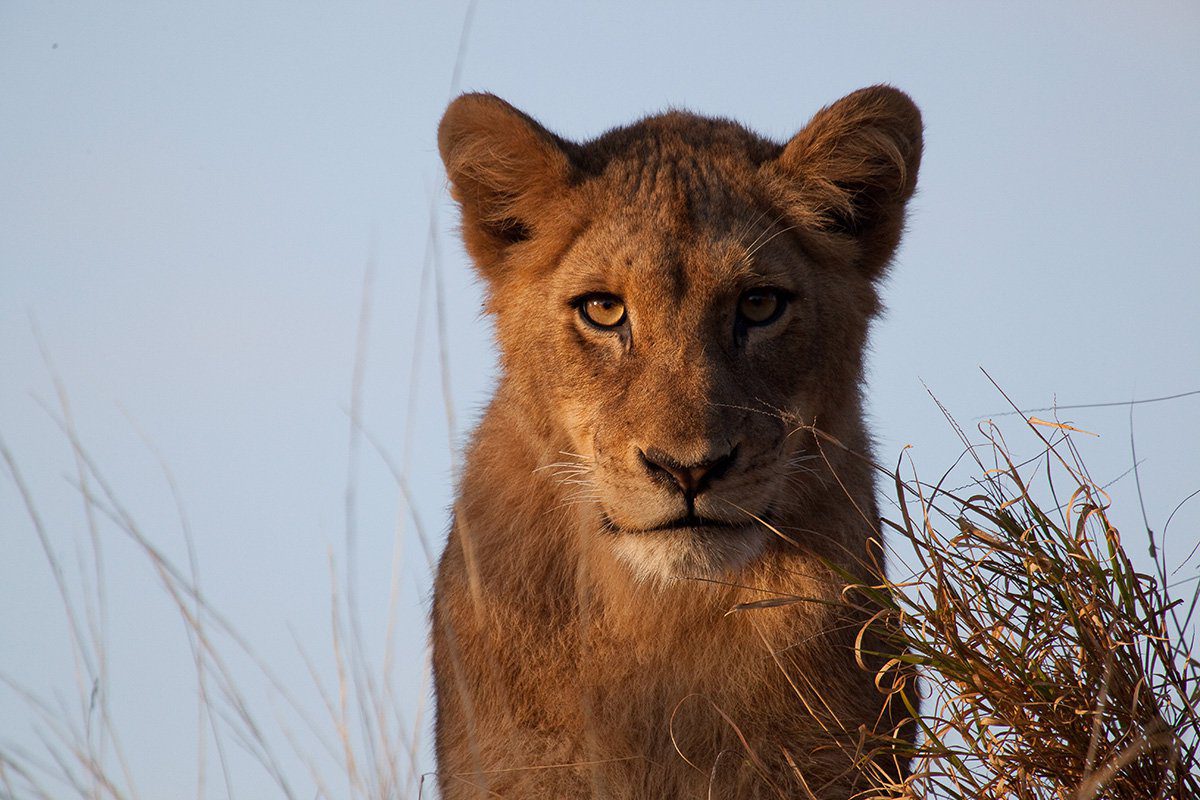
[2,3,1198,797]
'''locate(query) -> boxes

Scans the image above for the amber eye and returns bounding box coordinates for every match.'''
[737,288,786,326]
[579,295,627,328]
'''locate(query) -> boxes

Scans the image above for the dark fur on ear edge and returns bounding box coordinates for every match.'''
[438,93,574,276]
[766,85,923,279]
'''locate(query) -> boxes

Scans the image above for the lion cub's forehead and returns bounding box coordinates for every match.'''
[562,213,768,304]
[562,181,790,302]
[554,116,797,303]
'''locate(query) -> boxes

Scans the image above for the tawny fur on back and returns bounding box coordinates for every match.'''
[432,86,923,799]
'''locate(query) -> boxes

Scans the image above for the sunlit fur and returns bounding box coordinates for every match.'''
[433,86,923,799]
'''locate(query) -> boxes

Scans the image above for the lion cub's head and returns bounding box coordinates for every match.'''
[440,87,921,581]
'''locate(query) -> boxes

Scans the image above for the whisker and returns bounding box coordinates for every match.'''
[743,211,791,255]
[708,400,792,422]
[534,461,592,474]
[549,469,592,480]
[746,222,804,260]
[736,206,778,251]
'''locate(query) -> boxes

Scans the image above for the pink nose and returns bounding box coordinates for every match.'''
[638,447,737,497]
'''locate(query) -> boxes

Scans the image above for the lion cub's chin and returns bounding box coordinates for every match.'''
[608,526,770,584]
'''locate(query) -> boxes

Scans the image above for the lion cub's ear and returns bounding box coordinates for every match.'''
[770,85,923,279]
[439,93,574,276]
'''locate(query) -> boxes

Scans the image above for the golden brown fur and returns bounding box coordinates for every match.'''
[432,86,923,799]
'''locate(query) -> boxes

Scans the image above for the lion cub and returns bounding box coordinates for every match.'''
[432,86,922,799]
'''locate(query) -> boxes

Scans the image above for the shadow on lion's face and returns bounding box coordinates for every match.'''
[439,92,921,580]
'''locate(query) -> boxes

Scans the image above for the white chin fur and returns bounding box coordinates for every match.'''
[609,527,769,583]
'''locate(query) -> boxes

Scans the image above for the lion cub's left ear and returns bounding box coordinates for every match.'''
[438,93,575,277]
[768,85,923,279]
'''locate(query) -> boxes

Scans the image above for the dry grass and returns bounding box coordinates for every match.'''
[0,411,432,800]
[821,393,1200,799]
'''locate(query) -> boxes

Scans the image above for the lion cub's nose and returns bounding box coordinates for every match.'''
[638,447,738,497]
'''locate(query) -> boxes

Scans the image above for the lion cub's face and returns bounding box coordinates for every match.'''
[544,194,816,580]
[440,89,922,580]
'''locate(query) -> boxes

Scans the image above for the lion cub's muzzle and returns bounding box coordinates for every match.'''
[595,436,779,535]
[598,440,777,579]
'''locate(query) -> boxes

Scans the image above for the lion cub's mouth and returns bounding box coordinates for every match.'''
[642,514,747,534]
[603,512,758,536]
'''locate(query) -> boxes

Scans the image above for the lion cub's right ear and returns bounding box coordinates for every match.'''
[438,93,574,276]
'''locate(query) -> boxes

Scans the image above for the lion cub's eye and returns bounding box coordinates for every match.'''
[578,294,627,329]
[737,288,786,326]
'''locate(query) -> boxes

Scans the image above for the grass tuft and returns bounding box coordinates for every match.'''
[845,410,1200,799]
